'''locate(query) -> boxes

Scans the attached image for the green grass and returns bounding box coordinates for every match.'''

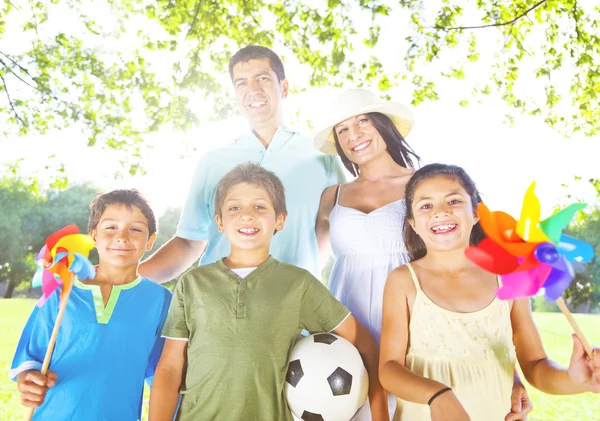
[0,300,598,420]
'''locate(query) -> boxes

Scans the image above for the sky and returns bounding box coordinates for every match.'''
[2,1,599,220]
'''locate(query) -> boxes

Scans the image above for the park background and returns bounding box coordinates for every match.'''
[1,0,599,419]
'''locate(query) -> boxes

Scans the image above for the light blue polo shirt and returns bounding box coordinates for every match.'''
[176,127,347,278]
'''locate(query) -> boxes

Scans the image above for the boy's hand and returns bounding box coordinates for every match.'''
[429,391,471,421]
[505,376,533,420]
[567,334,600,393]
[17,369,57,408]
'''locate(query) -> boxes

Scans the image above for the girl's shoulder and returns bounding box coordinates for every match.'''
[386,263,417,295]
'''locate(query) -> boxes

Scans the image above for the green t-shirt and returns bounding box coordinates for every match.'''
[162,256,350,421]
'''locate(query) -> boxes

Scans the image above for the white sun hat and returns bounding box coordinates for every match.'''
[312,88,415,156]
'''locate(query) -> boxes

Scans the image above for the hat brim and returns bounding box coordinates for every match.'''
[313,102,414,156]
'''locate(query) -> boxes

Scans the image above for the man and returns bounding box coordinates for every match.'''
[138,45,346,282]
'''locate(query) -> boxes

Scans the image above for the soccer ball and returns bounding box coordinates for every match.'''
[284,333,369,421]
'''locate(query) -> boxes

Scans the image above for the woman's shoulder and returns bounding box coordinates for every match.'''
[318,183,341,214]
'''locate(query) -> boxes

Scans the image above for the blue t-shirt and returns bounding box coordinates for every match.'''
[10,277,172,421]
[176,127,347,278]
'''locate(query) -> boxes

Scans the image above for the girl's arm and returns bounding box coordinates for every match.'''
[315,185,338,269]
[334,314,389,421]
[149,339,187,421]
[379,266,470,421]
[512,298,600,395]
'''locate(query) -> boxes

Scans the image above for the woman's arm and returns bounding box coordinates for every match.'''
[315,185,338,269]
[512,297,600,395]
[334,314,389,421]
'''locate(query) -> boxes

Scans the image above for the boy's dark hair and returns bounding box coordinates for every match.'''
[88,189,157,236]
[333,112,421,177]
[228,45,286,82]
[214,162,287,217]
[403,163,485,261]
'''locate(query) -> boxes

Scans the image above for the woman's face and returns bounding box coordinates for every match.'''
[334,114,388,166]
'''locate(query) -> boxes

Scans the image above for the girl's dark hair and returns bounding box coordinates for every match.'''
[333,112,420,176]
[403,163,486,261]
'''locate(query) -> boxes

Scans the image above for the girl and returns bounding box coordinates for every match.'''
[379,163,600,421]
[314,89,531,420]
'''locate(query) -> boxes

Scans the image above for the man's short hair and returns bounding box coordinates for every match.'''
[228,45,286,82]
[88,189,157,236]
[214,162,287,217]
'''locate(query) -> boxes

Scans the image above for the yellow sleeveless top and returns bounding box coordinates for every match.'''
[394,263,517,421]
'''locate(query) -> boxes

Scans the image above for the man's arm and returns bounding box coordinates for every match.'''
[139,237,207,284]
[148,339,187,421]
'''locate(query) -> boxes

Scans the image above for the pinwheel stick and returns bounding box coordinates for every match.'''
[24,273,74,421]
[555,297,593,358]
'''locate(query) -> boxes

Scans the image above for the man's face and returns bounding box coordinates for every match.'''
[231,58,288,126]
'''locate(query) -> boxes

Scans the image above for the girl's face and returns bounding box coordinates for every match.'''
[334,114,387,166]
[409,176,478,253]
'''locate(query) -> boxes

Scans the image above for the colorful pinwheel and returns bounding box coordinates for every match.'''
[465,182,595,356]
[32,225,96,307]
[26,225,96,421]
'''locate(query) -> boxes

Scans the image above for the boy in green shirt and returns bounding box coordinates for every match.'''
[150,163,388,421]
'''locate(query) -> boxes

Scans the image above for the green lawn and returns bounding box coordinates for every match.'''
[0,299,598,420]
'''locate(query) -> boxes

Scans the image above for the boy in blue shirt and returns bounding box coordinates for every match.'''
[11,189,172,420]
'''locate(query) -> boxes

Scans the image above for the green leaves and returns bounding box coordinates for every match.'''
[1,0,600,183]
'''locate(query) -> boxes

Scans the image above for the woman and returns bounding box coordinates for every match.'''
[315,88,418,345]
[313,89,531,421]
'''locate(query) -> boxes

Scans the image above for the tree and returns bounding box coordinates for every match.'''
[0,175,43,298]
[0,176,99,298]
[2,1,599,176]
[154,206,182,251]
[563,179,600,312]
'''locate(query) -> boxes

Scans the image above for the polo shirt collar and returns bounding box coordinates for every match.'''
[217,255,276,281]
[240,126,298,153]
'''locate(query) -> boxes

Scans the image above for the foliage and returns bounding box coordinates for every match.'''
[0,175,99,297]
[0,174,181,297]
[562,178,600,312]
[1,1,599,176]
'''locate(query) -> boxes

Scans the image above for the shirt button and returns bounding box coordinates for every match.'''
[238,303,244,308]
[239,290,244,296]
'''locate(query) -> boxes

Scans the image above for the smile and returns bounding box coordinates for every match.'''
[430,224,458,234]
[238,227,260,235]
[248,101,266,108]
[352,140,371,152]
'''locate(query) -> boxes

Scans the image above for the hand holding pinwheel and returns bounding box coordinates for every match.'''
[26,225,95,421]
[465,183,595,357]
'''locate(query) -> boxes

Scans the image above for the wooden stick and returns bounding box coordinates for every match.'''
[24,276,74,421]
[555,296,593,358]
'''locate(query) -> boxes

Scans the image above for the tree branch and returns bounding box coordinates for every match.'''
[0,73,25,126]
[0,58,77,111]
[242,0,262,31]
[0,51,35,81]
[0,58,39,91]
[186,0,202,40]
[432,0,547,31]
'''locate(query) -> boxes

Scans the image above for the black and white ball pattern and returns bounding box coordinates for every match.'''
[284,333,369,421]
